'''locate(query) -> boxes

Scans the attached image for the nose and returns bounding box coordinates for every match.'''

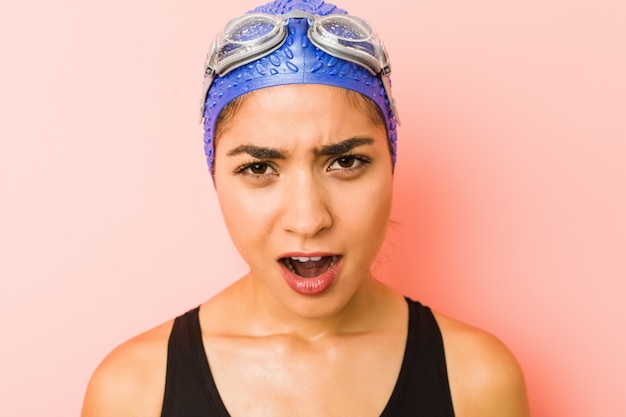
[279,172,332,238]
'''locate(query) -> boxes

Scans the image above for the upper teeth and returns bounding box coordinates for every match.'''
[290,256,323,262]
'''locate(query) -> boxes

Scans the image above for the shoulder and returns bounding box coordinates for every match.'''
[434,312,530,417]
[81,319,174,417]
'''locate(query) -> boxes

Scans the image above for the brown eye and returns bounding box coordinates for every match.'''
[249,163,270,174]
[336,156,356,168]
[235,162,278,177]
[328,155,371,172]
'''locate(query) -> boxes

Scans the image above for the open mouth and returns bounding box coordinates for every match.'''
[281,255,339,278]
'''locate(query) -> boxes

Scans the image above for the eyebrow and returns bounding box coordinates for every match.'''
[314,137,374,156]
[226,145,287,159]
[225,137,374,160]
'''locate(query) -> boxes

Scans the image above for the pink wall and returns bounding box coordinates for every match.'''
[1,0,624,415]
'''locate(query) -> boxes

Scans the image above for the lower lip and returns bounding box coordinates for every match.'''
[279,257,341,296]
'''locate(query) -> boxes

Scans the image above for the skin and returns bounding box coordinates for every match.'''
[81,84,529,417]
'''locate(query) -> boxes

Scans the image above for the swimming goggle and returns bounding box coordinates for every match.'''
[199,10,400,124]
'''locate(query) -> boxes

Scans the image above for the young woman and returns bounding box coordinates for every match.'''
[82,1,529,416]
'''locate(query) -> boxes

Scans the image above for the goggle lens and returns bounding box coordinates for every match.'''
[208,14,286,76]
[224,15,281,43]
[317,15,371,41]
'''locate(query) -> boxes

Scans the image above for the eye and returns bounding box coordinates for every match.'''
[234,161,278,177]
[248,162,273,175]
[327,155,371,172]
[335,156,357,168]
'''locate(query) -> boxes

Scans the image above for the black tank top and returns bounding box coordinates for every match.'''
[161,298,455,416]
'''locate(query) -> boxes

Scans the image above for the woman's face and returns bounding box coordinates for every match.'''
[213,84,393,318]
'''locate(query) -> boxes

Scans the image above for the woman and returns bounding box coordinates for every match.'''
[82,0,529,415]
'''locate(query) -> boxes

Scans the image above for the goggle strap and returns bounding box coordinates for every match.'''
[380,73,401,125]
[200,71,215,122]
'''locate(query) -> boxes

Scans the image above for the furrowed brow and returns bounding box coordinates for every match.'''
[315,138,374,156]
[226,145,287,159]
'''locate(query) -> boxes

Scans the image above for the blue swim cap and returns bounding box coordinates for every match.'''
[202,0,398,173]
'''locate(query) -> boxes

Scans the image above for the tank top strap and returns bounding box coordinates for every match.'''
[161,306,230,417]
[380,297,456,416]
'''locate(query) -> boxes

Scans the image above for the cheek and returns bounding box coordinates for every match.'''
[216,187,280,250]
[333,174,393,236]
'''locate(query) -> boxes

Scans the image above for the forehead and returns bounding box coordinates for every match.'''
[216,84,386,148]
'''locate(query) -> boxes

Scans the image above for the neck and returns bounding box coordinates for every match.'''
[235,273,397,341]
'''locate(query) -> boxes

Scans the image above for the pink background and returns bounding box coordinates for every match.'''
[1,0,624,415]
